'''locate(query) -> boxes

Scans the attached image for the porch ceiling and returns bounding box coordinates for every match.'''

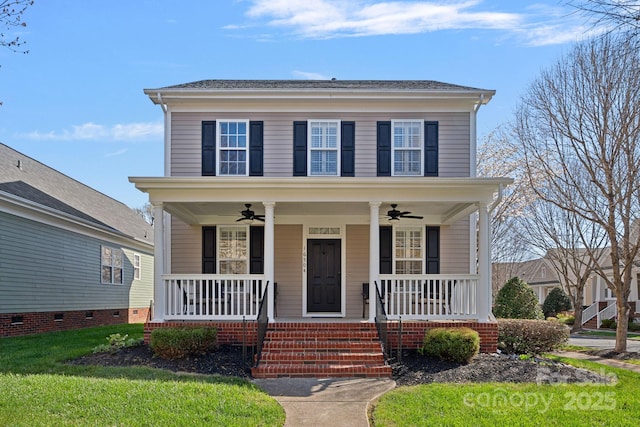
[129,176,513,225]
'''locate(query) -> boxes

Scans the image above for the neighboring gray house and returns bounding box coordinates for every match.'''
[131,79,511,378]
[0,143,154,337]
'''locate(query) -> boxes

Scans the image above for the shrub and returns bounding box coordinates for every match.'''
[92,333,142,354]
[556,312,575,326]
[600,318,616,329]
[542,288,572,318]
[150,326,218,360]
[629,321,640,332]
[418,327,480,364]
[493,277,543,319]
[497,319,569,355]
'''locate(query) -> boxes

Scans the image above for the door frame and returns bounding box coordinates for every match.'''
[302,225,346,317]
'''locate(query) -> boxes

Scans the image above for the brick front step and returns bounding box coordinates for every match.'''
[252,322,390,378]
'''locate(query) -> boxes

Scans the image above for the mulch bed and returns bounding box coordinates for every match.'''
[69,345,616,386]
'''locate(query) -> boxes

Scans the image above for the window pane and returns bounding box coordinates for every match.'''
[102,266,112,283]
[101,247,111,266]
[394,150,421,175]
[113,250,123,268]
[114,268,123,284]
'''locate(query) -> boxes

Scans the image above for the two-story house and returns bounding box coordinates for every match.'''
[131,80,511,378]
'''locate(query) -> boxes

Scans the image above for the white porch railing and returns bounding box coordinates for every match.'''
[163,275,266,320]
[581,302,599,325]
[379,274,478,320]
[597,301,617,328]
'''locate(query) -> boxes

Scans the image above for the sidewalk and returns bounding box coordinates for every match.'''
[252,377,396,427]
[554,350,640,374]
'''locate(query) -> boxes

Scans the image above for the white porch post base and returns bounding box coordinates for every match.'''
[152,203,165,322]
[368,202,381,322]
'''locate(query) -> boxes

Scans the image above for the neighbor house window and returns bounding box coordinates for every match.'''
[219,226,248,274]
[308,120,340,176]
[218,121,248,175]
[101,245,123,284]
[395,228,423,274]
[392,120,422,176]
[133,253,141,280]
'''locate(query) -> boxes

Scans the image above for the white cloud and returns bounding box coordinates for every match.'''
[20,121,163,142]
[231,0,594,46]
[105,148,129,157]
[291,70,331,79]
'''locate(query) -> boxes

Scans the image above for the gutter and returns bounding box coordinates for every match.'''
[157,92,167,113]
[489,183,504,213]
[474,93,485,113]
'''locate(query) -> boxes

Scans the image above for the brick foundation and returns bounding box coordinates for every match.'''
[143,319,498,353]
[0,307,150,338]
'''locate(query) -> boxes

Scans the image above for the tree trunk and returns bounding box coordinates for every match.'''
[615,299,629,352]
[571,287,585,332]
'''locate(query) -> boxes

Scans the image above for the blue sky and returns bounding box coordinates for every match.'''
[0,0,597,208]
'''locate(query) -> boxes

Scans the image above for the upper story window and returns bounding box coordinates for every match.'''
[218,121,248,176]
[101,245,123,285]
[392,121,423,176]
[309,120,340,176]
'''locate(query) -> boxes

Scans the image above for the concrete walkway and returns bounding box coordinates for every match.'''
[555,351,640,373]
[252,377,396,427]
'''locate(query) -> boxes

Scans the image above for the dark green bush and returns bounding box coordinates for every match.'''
[150,326,218,360]
[419,327,480,364]
[629,321,640,332]
[493,277,543,319]
[498,319,569,355]
[542,287,572,318]
[600,318,616,329]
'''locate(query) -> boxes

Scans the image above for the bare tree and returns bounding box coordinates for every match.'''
[477,127,533,295]
[515,33,640,351]
[132,203,154,226]
[521,186,608,331]
[1,0,32,53]
[568,0,640,34]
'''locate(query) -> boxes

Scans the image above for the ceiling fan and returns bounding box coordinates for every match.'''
[386,204,423,221]
[236,204,265,222]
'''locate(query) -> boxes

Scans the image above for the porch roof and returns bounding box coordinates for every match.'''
[129,176,512,225]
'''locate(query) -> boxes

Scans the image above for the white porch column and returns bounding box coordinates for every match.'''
[263,202,275,321]
[477,202,490,322]
[369,202,381,322]
[152,203,165,322]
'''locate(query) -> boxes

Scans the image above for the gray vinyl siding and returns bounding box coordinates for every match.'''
[0,212,153,313]
[274,225,303,317]
[170,217,202,273]
[346,225,369,318]
[440,218,471,274]
[170,112,470,177]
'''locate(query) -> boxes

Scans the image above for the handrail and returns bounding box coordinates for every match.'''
[255,281,270,366]
[597,301,616,328]
[374,281,389,359]
[581,302,599,325]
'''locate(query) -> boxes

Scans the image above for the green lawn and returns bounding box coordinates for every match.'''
[575,330,640,340]
[0,324,284,427]
[371,356,640,426]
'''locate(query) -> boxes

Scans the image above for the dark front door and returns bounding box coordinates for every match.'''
[307,239,341,313]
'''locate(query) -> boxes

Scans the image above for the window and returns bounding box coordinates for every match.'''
[394,228,423,274]
[133,253,141,280]
[219,226,248,274]
[392,120,422,176]
[101,245,123,284]
[218,121,248,175]
[308,120,340,176]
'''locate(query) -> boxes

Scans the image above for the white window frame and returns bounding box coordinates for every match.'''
[218,225,249,274]
[392,120,423,176]
[393,227,424,274]
[101,245,124,285]
[133,253,141,280]
[217,120,249,176]
[308,120,340,176]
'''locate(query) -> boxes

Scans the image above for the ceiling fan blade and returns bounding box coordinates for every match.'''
[400,215,424,219]
[254,217,265,222]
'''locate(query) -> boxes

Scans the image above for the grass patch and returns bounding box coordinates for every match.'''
[575,330,640,340]
[0,324,284,426]
[372,357,639,426]
[559,344,592,352]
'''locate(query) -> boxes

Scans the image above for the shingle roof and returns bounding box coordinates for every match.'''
[0,143,153,244]
[160,79,491,92]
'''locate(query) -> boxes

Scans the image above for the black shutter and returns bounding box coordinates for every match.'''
[293,121,307,176]
[202,121,216,176]
[379,226,393,274]
[249,121,264,176]
[202,226,217,273]
[250,226,265,274]
[425,226,440,274]
[424,121,438,177]
[341,121,355,177]
[377,121,391,176]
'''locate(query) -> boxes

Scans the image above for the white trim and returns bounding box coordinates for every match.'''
[391,119,424,176]
[216,119,250,177]
[133,253,142,280]
[307,119,341,176]
[302,224,346,318]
